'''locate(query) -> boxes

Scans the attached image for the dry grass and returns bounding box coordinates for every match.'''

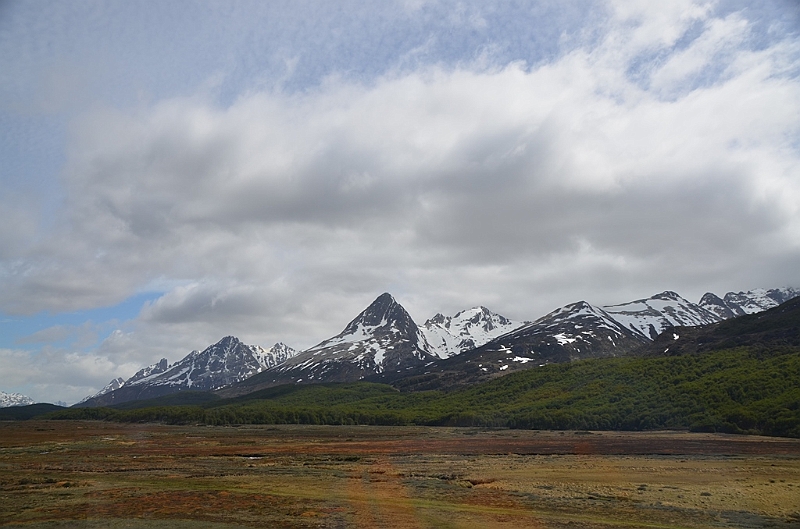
[1,421,799,528]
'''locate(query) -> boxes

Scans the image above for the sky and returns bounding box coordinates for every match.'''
[1,0,799,404]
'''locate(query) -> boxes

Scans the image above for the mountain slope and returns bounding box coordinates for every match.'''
[380,301,650,391]
[421,306,525,358]
[602,291,721,340]
[649,294,800,356]
[219,293,436,396]
[77,338,297,407]
[76,377,125,405]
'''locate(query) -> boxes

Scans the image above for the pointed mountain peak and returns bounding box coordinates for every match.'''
[700,292,725,304]
[560,301,596,313]
[242,292,434,390]
[215,336,241,347]
[653,290,683,300]
[342,292,411,332]
[375,292,396,303]
[425,313,447,326]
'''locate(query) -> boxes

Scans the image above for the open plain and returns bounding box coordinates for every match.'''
[1,421,799,528]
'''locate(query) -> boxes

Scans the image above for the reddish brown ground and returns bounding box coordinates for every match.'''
[1,421,799,528]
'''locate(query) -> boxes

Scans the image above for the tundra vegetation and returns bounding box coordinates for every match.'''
[1,421,799,528]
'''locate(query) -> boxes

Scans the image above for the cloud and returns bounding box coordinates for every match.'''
[0,346,142,404]
[1,1,799,401]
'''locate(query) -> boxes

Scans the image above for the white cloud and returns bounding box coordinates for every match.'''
[0,346,142,405]
[1,1,799,402]
[608,0,714,53]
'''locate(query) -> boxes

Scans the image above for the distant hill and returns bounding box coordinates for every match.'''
[0,403,65,420]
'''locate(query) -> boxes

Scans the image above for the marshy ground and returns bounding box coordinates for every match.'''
[1,421,799,528]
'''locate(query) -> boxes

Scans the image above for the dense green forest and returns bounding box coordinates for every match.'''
[44,345,800,437]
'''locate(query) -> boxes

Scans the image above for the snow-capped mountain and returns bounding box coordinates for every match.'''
[475,301,649,363]
[77,338,297,407]
[510,301,645,360]
[0,391,35,407]
[77,286,800,403]
[421,306,526,358]
[700,288,800,320]
[602,291,721,340]
[221,293,436,396]
[381,301,650,391]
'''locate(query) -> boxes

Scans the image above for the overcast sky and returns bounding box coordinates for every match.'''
[2,0,799,404]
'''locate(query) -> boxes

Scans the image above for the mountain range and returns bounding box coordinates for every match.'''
[77,338,297,407]
[0,391,35,408]
[77,287,798,406]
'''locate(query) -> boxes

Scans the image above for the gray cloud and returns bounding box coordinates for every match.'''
[1,1,799,401]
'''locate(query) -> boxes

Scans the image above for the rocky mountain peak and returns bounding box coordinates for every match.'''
[699,292,735,319]
[653,290,681,300]
[217,335,240,346]
[342,292,415,333]
[421,305,525,359]
[425,313,448,326]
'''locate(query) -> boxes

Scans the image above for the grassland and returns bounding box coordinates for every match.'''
[1,421,799,528]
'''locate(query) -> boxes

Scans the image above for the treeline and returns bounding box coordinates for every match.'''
[46,345,800,437]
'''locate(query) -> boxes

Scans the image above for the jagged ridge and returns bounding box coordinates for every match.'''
[77,338,297,407]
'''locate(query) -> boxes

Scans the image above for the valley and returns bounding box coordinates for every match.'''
[1,421,799,528]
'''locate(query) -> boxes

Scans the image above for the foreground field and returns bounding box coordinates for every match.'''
[1,422,799,528]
